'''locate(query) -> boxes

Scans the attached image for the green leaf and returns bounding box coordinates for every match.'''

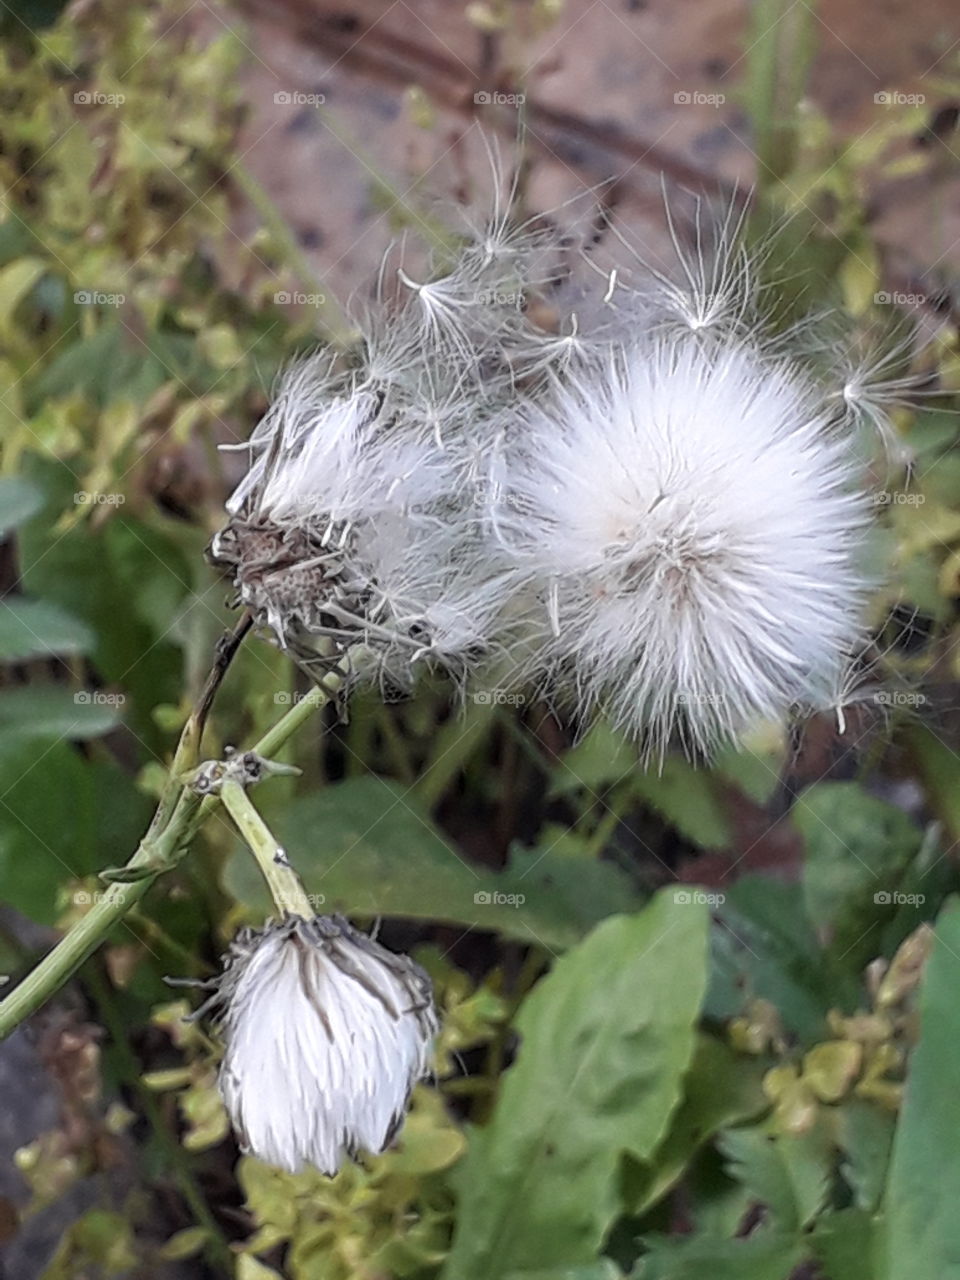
[553,726,731,849]
[17,479,194,748]
[0,475,44,534]
[0,257,47,339]
[631,756,731,851]
[26,322,168,411]
[795,783,921,967]
[882,897,960,1279]
[443,893,709,1278]
[508,1267,622,1280]
[223,778,642,950]
[838,1100,894,1213]
[811,1209,879,1280]
[0,685,121,740]
[624,1035,767,1215]
[713,737,782,807]
[0,597,94,661]
[718,1120,833,1233]
[906,724,960,843]
[550,722,636,796]
[709,877,846,1041]
[634,1231,806,1280]
[236,1259,284,1280]
[0,739,149,923]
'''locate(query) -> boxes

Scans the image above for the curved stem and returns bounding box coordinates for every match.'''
[220,778,314,918]
[0,666,347,1040]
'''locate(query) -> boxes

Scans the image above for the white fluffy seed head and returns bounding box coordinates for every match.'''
[491,331,875,758]
[213,916,436,1176]
[212,180,913,739]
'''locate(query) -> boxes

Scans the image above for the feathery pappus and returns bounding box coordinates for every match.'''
[481,196,918,758]
[200,914,437,1176]
[211,159,924,755]
[208,188,560,691]
[487,330,875,758]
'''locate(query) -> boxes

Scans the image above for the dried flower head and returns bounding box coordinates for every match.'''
[205,915,436,1175]
[209,186,560,688]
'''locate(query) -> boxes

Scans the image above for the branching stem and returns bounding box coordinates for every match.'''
[0,656,347,1039]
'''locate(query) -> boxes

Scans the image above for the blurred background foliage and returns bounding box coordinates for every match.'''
[1,0,960,1277]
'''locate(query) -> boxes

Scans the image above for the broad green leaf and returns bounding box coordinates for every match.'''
[0,685,121,740]
[0,740,149,923]
[709,877,847,1041]
[624,1036,767,1214]
[0,597,94,660]
[634,1231,806,1280]
[443,893,709,1278]
[0,475,44,534]
[795,783,921,966]
[882,897,960,1279]
[223,777,642,950]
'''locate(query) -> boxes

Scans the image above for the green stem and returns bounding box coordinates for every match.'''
[0,666,346,1040]
[219,778,314,918]
[0,788,202,1040]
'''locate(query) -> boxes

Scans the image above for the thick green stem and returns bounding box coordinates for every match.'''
[0,787,202,1039]
[0,665,346,1040]
[219,778,314,918]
